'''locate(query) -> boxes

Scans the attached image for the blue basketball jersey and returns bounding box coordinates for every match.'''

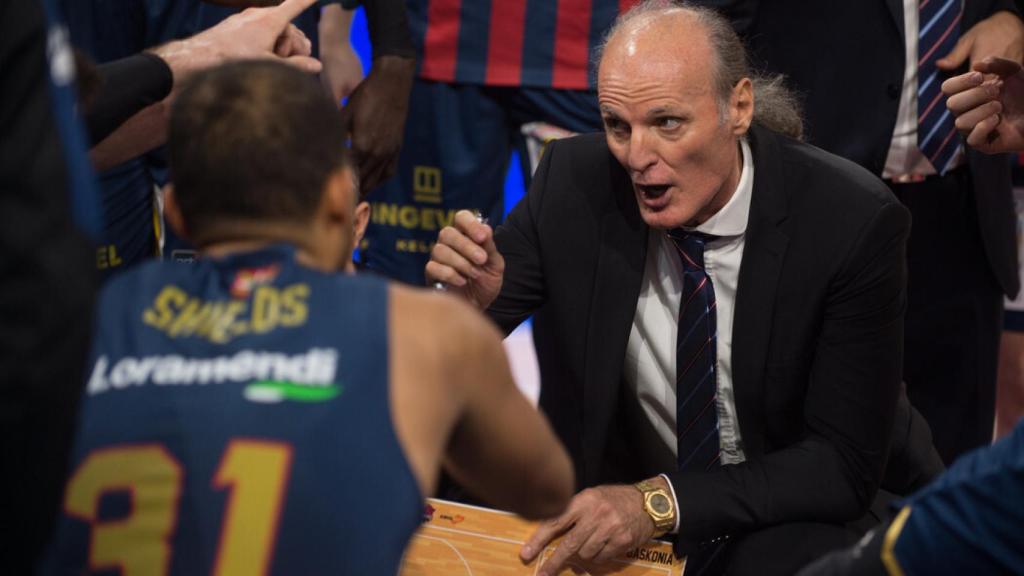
[43,245,422,575]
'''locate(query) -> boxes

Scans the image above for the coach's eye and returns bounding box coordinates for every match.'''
[603,117,630,137]
[656,117,682,130]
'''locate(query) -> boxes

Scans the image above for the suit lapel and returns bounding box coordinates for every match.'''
[731,126,790,457]
[886,0,904,37]
[582,159,647,487]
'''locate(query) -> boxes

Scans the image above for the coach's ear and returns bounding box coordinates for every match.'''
[163,185,190,242]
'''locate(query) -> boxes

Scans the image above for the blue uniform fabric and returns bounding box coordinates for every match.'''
[361,0,622,285]
[44,245,422,574]
[360,80,602,285]
[890,420,1024,574]
[59,1,325,278]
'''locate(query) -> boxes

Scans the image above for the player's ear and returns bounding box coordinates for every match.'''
[323,167,356,224]
[353,201,370,247]
[163,185,189,241]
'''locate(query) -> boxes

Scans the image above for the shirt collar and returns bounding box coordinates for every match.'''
[688,138,753,238]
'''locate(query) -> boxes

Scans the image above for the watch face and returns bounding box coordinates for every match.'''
[650,493,671,515]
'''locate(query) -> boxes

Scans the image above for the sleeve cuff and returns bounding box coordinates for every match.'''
[659,473,681,534]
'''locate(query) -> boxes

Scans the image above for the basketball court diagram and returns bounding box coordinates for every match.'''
[399,499,685,576]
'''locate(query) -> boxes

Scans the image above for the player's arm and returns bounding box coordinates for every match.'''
[319,4,363,103]
[390,287,573,520]
[441,301,574,520]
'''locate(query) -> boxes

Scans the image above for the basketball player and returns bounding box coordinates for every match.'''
[42,60,573,575]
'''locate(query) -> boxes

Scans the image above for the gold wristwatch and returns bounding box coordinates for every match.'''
[634,479,676,538]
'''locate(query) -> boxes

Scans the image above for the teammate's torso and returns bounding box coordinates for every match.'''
[44,245,421,575]
[410,0,638,89]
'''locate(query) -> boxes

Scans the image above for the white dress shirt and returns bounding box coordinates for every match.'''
[623,138,753,478]
[883,0,963,177]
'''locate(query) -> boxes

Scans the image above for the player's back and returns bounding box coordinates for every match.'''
[44,244,422,575]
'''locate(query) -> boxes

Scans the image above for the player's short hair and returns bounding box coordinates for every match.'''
[168,60,351,236]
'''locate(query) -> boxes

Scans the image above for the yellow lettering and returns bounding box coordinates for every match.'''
[144,285,310,343]
[109,245,123,267]
[399,206,419,229]
[195,302,226,342]
[421,209,438,231]
[373,203,399,226]
[209,301,247,344]
[96,245,124,270]
[143,286,188,330]
[280,284,309,327]
[438,209,456,228]
[169,300,216,338]
[251,286,280,334]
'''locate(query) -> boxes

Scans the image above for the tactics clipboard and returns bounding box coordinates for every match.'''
[399,498,686,575]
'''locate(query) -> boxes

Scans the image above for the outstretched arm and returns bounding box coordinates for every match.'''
[390,287,573,520]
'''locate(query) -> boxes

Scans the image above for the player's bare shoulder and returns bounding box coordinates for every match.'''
[388,283,505,371]
[386,284,509,496]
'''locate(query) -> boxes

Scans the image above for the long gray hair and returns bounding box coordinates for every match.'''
[595,0,804,140]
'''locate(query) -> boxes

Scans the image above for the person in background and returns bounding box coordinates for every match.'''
[796,57,1024,576]
[358,0,641,285]
[0,0,98,570]
[43,60,573,574]
[798,419,1024,576]
[694,0,1024,465]
[942,55,1024,438]
[61,0,414,278]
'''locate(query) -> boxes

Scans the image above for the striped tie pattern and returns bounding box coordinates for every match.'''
[917,0,963,175]
[667,230,721,472]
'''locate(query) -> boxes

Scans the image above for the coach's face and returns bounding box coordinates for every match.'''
[598,12,752,230]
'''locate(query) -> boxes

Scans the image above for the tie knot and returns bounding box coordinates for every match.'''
[666,230,716,270]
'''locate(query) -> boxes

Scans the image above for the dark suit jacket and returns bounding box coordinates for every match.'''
[487,125,911,551]
[698,0,1020,298]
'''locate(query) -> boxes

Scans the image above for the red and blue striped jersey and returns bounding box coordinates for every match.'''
[410,0,639,90]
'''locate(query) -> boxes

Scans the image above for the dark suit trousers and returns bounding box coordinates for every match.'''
[888,167,1003,464]
[691,491,896,576]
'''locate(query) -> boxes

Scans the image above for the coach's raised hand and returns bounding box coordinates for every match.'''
[942,56,1024,154]
[426,210,505,310]
[152,0,322,82]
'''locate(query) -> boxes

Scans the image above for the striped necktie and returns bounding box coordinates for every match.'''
[917,0,963,174]
[667,230,721,472]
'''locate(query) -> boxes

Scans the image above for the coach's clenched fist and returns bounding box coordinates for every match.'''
[425,209,505,310]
